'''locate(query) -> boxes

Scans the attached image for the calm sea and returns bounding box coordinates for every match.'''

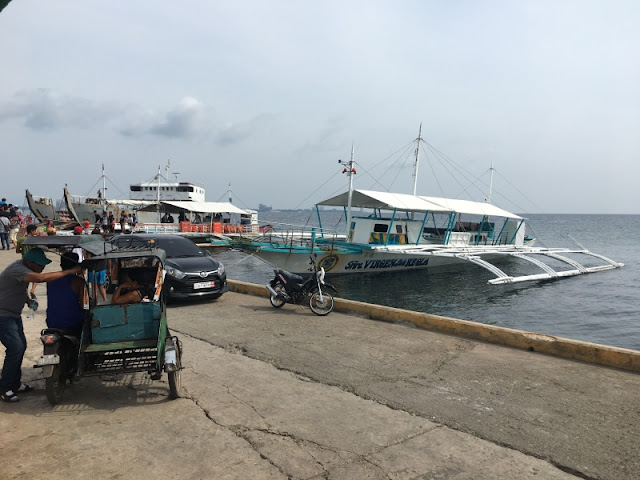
[208,212,639,351]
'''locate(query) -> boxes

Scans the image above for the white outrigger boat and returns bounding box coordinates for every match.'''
[233,130,623,285]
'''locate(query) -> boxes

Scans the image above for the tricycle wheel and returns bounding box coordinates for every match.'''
[104,272,115,293]
[45,365,65,405]
[168,370,181,399]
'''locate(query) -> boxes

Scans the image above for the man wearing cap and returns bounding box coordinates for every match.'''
[0,247,81,402]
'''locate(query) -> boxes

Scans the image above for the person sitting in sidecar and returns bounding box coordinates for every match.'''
[111,270,154,305]
[46,252,86,338]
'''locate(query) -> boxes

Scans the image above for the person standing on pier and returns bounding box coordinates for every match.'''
[0,248,81,403]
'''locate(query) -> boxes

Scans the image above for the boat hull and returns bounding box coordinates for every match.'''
[237,240,623,285]
[248,245,503,275]
[63,187,121,224]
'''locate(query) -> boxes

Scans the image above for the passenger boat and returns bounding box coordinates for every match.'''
[232,129,623,285]
[65,163,258,235]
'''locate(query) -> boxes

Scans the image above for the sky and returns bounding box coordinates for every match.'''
[0,0,638,214]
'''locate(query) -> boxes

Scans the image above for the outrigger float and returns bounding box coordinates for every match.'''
[232,130,623,285]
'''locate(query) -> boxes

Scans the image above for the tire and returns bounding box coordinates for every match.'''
[269,282,286,308]
[45,364,65,405]
[168,370,181,399]
[309,290,334,316]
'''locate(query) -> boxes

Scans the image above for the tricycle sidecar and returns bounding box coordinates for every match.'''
[27,236,183,404]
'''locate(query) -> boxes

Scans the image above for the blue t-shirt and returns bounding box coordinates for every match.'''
[46,276,84,329]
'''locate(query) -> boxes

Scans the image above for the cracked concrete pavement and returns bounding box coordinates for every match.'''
[1,249,639,479]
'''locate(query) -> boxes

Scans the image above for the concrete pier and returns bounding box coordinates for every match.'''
[1,250,639,479]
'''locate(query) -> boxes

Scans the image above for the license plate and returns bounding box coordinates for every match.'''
[193,281,216,290]
[37,354,60,366]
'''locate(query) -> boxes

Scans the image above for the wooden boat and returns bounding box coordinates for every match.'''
[232,128,623,285]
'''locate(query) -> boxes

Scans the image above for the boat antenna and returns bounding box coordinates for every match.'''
[101,163,107,211]
[339,144,356,242]
[173,172,180,182]
[412,123,422,196]
[486,161,495,204]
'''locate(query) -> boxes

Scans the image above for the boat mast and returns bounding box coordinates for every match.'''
[101,163,106,213]
[487,161,495,203]
[339,144,356,242]
[412,123,422,196]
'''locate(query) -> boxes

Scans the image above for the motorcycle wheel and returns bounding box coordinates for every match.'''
[104,272,114,294]
[309,290,334,316]
[45,364,66,405]
[269,282,286,308]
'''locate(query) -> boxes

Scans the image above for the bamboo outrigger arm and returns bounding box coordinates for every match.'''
[449,248,624,285]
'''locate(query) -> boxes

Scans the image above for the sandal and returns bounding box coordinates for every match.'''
[16,384,33,393]
[1,390,19,402]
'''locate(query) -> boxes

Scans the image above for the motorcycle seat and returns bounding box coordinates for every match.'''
[278,270,304,285]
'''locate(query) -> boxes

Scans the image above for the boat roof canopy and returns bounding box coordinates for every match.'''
[318,190,451,213]
[318,189,522,219]
[157,200,250,215]
[419,196,522,220]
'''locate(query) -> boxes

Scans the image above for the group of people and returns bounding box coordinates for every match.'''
[161,211,206,224]
[0,247,82,402]
[93,210,137,234]
[0,200,25,251]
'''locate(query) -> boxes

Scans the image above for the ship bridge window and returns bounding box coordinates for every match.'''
[176,186,194,192]
[373,224,388,233]
[130,186,142,192]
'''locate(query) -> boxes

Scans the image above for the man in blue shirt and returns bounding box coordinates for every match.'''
[46,252,86,336]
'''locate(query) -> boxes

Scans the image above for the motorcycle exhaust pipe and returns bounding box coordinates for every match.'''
[266,284,282,298]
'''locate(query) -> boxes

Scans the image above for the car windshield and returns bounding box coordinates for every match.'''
[150,237,204,257]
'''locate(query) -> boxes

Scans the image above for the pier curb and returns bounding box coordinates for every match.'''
[228,279,640,373]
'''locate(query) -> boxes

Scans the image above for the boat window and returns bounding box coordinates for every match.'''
[176,186,194,192]
[395,225,403,233]
[373,224,388,233]
[130,186,142,192]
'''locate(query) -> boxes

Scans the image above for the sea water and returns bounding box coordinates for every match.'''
[209,212,639,351]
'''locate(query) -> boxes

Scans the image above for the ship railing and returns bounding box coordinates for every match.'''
[248,221,345,246]
[133,221,261,235]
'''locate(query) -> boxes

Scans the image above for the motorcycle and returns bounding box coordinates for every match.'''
[38,327,82,403]
[266,257,337,316]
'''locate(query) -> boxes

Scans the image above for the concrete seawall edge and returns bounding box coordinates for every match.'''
[228,279,640,373]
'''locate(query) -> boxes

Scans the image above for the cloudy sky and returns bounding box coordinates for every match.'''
[1,1,638,214]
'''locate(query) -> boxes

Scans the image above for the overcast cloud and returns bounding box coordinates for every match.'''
[0,0,638,213]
